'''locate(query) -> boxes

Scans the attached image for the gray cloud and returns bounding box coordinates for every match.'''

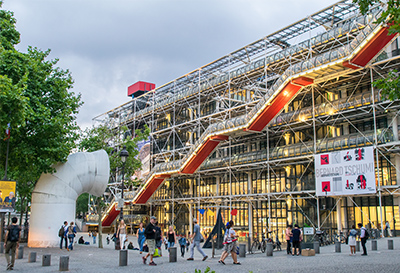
[3,0,338,129]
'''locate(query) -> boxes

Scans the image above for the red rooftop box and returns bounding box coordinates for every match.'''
[128,81,155,97]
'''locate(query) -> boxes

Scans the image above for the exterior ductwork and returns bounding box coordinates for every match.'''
[28,150,109,248]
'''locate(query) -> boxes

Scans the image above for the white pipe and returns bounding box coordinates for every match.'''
[28,150,109,248]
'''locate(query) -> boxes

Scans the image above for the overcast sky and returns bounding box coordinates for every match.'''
[3,0,339,129]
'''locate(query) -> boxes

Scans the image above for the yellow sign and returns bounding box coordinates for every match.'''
[0,181,16,212]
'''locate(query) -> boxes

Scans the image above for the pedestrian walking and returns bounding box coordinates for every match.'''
[67,222,77,251]
[178,235,187,257]
[348,225,357,256]
[92,231,97,245]
[167,225,176,252]
[154,221,163,256]
[285,224,293,255]
[187,218,208,261]
[59,221,68,249]
[291,224,302,256]
[136,222,146,254]
[358,223,368,256]
[117,219,127,250]
[186,232,190,252]
[4,217,20,271]
[218,220,240,265]
[385,221,392,237]
[143,216,157,266]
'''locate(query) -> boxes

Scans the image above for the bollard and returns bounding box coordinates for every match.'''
[212,239,215,258]
[59,256,69,271]
[388,239,394,250]
[239,244,246,258]
[42,254,51,266]
[17,245,24,259]
[313,241,320,254]
[335,241,341,253]
[28,252,37,263]
[371,240,377,251]
[119,250,128,266]
[356,241,360,252]
[266,243,273,256]
[169,247,177,262]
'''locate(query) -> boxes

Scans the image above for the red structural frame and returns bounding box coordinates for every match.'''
[343,26,396,69]
[247,77,313,132]
[181,135,229,174]
[102,203,119,226]
[133,174,171,204]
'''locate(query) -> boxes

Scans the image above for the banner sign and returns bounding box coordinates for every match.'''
[315,146,375,196]
[0,181,16,212]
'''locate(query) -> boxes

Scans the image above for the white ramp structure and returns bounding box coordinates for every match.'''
[28,150,110,248]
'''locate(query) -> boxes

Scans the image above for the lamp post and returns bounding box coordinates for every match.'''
[119,146,129,220]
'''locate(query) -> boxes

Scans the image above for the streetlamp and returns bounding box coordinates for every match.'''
[119,145,129,220]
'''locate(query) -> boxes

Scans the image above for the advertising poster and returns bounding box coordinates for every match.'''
[0,180,16,212]
[315,146,375,196]
[134,139,150,180]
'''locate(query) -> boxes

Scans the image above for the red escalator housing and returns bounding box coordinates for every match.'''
[181,135,229,174]
[247,77,313,132]
[133,174,171,204]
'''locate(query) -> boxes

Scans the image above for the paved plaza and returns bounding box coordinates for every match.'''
[2,233,400,272]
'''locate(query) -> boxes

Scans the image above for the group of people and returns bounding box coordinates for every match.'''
[59,221,77,251]
[140,216,209,266]
[285,223,372,257]
[285,224,303,256]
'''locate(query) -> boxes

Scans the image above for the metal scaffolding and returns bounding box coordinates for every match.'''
[94,0,400,242]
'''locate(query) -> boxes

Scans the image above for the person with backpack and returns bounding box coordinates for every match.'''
[143,216,157,266]
[358,223,368,255]
[59,221,68,250]
[67,222,77,251]
[4,216,21,271]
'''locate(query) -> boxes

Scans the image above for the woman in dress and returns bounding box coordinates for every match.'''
[348,224,357,255]
[218,220,240,265]
[117,219,127,250]
[167,225,176,251]
[136,222,146,254]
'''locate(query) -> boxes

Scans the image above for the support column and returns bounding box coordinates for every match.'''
[392,113,399,141]
[216,177,220,196]
[247,172,253,249]
[337,198,342,232]
[396,155,400,185]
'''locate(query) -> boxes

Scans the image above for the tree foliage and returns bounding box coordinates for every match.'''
[0,2,82,216]
[79,124,150,186]
[354,0,400,34]
[353,0,400,101]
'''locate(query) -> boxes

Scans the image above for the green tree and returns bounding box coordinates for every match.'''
[79,124,150,247]
[353,0,400,100]
[0,2,82,221]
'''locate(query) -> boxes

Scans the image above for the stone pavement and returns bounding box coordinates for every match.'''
[2,232,400,272]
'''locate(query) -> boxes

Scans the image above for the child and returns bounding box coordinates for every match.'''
[179,235,187,257]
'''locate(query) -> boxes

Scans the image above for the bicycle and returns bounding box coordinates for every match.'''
[250,234,267,253]
[334,231,347,244]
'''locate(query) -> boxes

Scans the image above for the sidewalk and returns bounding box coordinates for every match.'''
[2,233,400,272]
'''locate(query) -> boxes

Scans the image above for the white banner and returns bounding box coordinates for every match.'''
[315,146,376,196]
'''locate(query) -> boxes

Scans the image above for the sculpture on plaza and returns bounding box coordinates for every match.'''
[28,150,110,248]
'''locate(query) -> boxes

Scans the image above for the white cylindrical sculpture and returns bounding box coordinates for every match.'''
[28,150,110,248]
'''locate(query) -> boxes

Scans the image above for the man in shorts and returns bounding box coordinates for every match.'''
[143,216,157,266]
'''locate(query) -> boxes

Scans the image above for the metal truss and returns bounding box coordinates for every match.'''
[92,1,400,236]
